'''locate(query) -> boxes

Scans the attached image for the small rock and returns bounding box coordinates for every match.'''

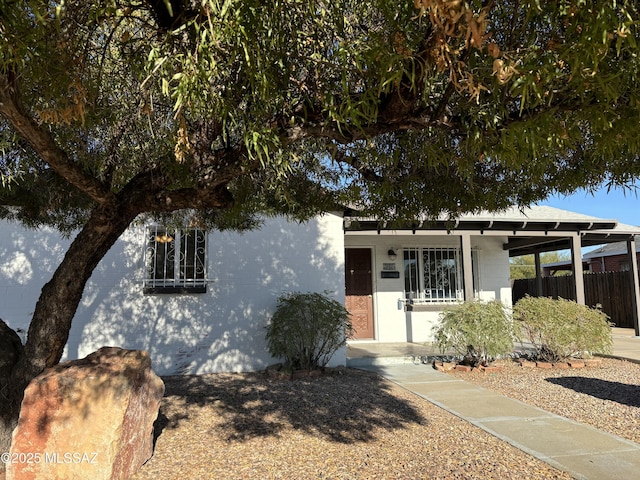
[519,360,537,369]
[454,365,473,372]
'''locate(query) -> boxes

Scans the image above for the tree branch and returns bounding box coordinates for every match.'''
[130,184,235,212]
[0,74,116,206]
[116,168,236,214]
[282,111,436,146]
[328,146,384,183]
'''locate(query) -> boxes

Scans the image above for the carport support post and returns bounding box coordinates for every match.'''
[460,234,474,301]
[571,234,585,305]
[626,237,640,336]
[534,252,543,296]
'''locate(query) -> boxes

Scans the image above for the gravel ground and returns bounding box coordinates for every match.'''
[3,358,636,480]
[131,368,573,480]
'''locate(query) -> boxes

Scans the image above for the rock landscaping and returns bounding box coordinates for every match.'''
[4,354,636,479]
[436,357,603,372]
[123,360,638,480]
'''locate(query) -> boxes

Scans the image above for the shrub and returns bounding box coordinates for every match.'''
[513,296,613,362]
[265,292,353,372]
[432,300,514,367]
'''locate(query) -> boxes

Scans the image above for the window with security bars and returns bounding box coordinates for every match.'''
[143,227,207,293]
[403,247,479,303]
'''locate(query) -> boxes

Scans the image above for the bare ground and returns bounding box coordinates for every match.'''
[5,358,637,479]
[132,367,574,480]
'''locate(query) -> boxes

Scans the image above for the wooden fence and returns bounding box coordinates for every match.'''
[512,271,637,328]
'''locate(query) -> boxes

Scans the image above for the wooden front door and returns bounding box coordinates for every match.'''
[345,248,374,339]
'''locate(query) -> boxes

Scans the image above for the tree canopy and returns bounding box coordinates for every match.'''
[1,0,640,453]
[2,0,639,230]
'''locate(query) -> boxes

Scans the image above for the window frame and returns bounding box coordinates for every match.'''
[403,247,480,304]
[143,226,208,294]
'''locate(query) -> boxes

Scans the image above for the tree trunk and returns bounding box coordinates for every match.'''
[0,204,139,456]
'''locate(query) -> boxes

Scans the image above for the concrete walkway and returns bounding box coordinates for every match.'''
[608,327,640,362]
[353,329,640,480]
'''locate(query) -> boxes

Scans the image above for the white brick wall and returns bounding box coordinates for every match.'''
[0,213,346,374]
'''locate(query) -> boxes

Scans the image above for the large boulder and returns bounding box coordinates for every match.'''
[7,347,165,480]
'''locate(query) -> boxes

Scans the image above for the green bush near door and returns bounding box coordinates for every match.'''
[432,300,515,367]
[265,292,353,372]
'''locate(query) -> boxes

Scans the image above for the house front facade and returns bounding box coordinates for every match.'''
[0,214,346,375]
[343,206,640,341]
[1,206,638,374]
[344,229,511,343]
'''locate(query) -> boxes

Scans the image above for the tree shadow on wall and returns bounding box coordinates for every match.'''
[153,368,425,445]
[64,215,346,377]
[545,377,640,408]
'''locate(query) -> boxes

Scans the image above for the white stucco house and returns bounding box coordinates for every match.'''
[1,206,638,375]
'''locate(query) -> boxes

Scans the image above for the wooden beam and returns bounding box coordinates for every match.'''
[571,235,585,304]
[626,238,640,336]
[460,234,474,301]
[503,236,571,251]
[534,252,543,296]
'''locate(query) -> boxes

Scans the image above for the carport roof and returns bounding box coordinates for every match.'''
[343,205,640,256]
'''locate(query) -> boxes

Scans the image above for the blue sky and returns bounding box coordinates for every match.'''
[537,183,640,227]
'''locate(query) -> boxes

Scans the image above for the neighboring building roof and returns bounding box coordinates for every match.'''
[541,260,583,268]
[583,235,640,259]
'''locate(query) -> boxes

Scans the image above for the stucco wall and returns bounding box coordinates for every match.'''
[473,235,512,306]
[0,214,345,375]
[344,232,511,343]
